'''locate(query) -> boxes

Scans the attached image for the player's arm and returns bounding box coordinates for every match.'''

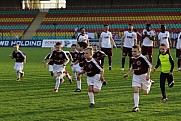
[100,68,104,82]
[78,70,85,76]
[168,37,172,47]
[146,66,152,80]
[121,36,125,49]
[20,51,26,63]
[154,55,161,72]
[134,33,138,45]
[99,37,102,48]
[63,52,70,66]
[9,52,14,59]
[142,31,146,39]
[169,54,174,74]
[110,37,117,49]
[123,69,134,78]
[71,60,79,66]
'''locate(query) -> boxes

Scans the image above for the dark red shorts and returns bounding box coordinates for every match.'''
[142,46,153,55]
[176,49,181,58]
[122,47,132,57]
[101,48,112,56]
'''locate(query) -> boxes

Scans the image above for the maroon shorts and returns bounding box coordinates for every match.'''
[101,48,112,56]
[176,49,181,58]
[142,46,153,55]
[122,47,132,57]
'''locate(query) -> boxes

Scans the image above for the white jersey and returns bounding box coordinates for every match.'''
[158,31,170,48]
[176,32,181,49]
[123,31,137,48]
[100,31,112,48]
[77,34,88,43]
[142,29,155,47]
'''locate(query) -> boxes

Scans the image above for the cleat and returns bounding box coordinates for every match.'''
[161,98,168,103]
[20,72,24,78]
[150,80,154,85]
[74,88,81,92]
[16,78,20,81]
[109,66,112,70]
[51,72,54,76]
[69,77,72,84]
[121,68,125,71]
[178,68,181,71]
[89,103,95,108]
[168,81,174,88]
[102,81,107,85]
[53,89,58,92]
[132,107,139,112]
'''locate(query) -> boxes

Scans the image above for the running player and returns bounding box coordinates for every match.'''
[154,43,174,102]
[78,47,104,107]
[124,45,152,112]
[46,42,69,92]
[141,24,155,63]
[99,24,117,70]
[10,44,26,81]
[121,24,137,70]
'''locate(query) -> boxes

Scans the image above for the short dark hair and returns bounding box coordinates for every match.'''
[160,43,167,47]
[71,44,76,47]
[132,45,141,51]
[161,24,166,28]
[13,43,19,46]
[55,42,62,46]
[146,24,151,27]
[104,24,109,27]
[78,42,86,49]
[80,27,84,31]
[129,24,133,26]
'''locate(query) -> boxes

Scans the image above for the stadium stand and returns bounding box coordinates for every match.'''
[32,6,181,39]
[0,9,39,40]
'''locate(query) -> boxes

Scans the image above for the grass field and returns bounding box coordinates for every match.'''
[0,47,181,121]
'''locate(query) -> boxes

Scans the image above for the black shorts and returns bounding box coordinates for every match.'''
[176,49,181,58]
[122,47,132,57]
[142,46,153,55]
[101,48,112,56]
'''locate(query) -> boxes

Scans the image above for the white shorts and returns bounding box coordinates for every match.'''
[71,63,79,72]
[49,65,53,72]
[75,64,82,73]
[14,62,23,72]
[53,64,65,77]
[132,74,151,91]
[87,74,102,90]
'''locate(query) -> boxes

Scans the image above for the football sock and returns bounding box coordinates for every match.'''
[55,76,61,89]
[129,57,132,68]
[88,92,95,104]
[178,59,181,68]
[134,93,139,107]
[17,71,21,79]
[74,72,77,79]
[122,58,125,68]
[108,56,112,67]
[77,80,81,89]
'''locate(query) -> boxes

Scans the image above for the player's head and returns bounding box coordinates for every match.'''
[104,24,109,31]
[13,43,19,51]
[93,44,98,51]
[77,42,85,51]
[161,25,166,32]
[84,47,93,59]
[132,45,141,57]
[159,43,167,54]
[54,42,62,51]
[80,27,85,34]
[128,24,133,31]
[146,24,151,31]
[71,44,76,51]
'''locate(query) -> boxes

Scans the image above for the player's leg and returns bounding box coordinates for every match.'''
[72,65,77,79]
[54,72,64,92]
[88,85,95,107]
[148,46,153,63]
[121,47,127,70]
[15,63,23,81]
[49,65,54,76]
[128,48,133,70]
[133,86,140,112]
[160,72,167,102]
[108,56,112,70]
[74,66,82,92]
[167,74,174,88]
[176,49,181,71]
[64,70,72,84]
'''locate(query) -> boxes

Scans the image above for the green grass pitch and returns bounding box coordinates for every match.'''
[0,47,181,121]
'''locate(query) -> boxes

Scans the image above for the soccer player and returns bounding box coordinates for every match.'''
[72,42,86,92]
[99,24,117,70]
[121,24,137,70]
[123,45,152,112]
[176,32,181,71]
[78,47,104,107]
[43,47,54,76]
[158,25,172,53]
[46,42,69,92]
[70,44,79,79]
[93,44,107,85]
[77,27,89,48]
[10,44,26,81]
[154,43,174,102]
[141,24,155,63]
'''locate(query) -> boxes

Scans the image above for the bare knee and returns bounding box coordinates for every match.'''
[143,90,149,95]
[93,88,100,93]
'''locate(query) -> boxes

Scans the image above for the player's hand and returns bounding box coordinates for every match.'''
[123,74,128,78]
[71,63,74,66]
[100,76,104,82]
[169,72,173,75]
[77,72,82,76]
[146,75,150,81]
[153,68,156,73]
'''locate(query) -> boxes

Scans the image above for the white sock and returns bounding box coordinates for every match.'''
[77,80,81,89]
[17,71,20,78]
[67,73,71,79]
[134,93,139,107]
[74,72,77,79]
[55,76,61,89]
[88,92,95,104]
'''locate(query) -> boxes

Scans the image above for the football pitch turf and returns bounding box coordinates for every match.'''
[0,47,181,121]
